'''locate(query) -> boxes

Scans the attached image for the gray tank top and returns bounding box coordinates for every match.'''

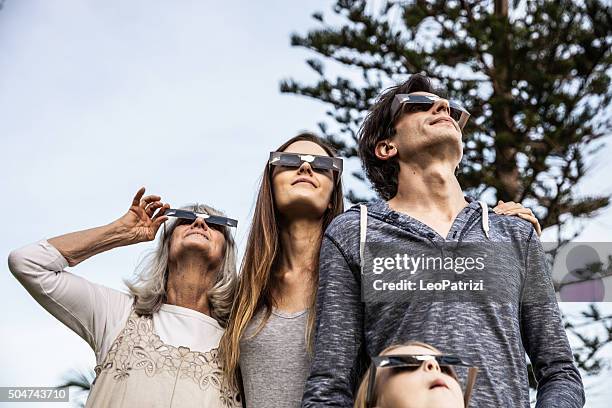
[239,308,311,408]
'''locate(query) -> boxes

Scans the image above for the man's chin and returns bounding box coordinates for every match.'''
[428,127,461,140]
[418,133,463,153]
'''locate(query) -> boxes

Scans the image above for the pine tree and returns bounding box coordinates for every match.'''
[281,0,611,244]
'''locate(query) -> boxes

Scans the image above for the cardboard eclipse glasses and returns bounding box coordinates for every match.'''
[391,94,471,129]
[366,354,478,408]
[268,152,343,176]
[165,209,238,228]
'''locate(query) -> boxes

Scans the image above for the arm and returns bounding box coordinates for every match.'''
[8,240,133,353]
[520,231,585,408]
[302,235,365,407]
[49,187,169,266]
[8,188,169,353]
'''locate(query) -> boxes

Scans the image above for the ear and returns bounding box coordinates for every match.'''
[374,140,398,161]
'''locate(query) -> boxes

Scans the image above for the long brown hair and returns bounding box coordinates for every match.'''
[220,132,344,389]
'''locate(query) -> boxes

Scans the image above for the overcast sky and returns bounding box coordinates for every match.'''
[1,1,611,407]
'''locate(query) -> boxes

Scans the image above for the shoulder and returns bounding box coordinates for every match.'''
[320,204,369,268]
[488,211,536,242]
[326,204,362,234]
[324,201,376,247]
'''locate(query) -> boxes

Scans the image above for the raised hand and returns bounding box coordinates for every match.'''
[116,187,170,243]
[493,200,542,237]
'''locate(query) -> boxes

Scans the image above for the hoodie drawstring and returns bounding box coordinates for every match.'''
[479,200,490,239]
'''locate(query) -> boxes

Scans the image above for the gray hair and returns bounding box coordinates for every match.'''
[124,203,238,327]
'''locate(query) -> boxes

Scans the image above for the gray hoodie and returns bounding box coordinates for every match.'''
[301,197,584,408]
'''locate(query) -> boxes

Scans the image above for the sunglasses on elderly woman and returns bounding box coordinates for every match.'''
[366,354,479,408]
[165,209,238,228]
[391,94,471,130]
[268,152,343,176]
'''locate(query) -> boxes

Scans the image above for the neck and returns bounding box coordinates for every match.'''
[388,157,467,220]
[166,253,216,316]
[273,216,323,305]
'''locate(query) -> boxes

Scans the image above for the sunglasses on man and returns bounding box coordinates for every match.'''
[391,94,471,130]
[366,354,479,408]
[268,151,343,179]
[165,209,238,228]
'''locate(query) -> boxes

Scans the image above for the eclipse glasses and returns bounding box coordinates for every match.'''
[391,94,471,130]
[366,354,479,408]
[268,152,343,176]
[165,209,238,228]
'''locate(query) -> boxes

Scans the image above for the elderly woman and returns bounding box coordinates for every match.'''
[8,188,241,408]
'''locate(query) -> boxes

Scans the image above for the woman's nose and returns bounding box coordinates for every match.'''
[192,217,209,230]
[297,161,314,175]
[423,359,441,373]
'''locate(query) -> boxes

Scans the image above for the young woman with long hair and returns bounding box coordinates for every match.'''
[220,132,344,408]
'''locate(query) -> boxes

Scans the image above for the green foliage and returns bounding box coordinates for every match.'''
[281,0,612,238]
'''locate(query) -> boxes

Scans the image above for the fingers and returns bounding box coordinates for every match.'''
[140,194,162,208]
[152,204,170,230]
[494,200,542,236]
[499,208,533,217]
[493,200,509,212]
[144,201,162,218]
[493,200,523,214]
[152,215,169,230]
[152,203,170,220]
[131,187,146,207]
[517,212,542,237]
[131,187,162,210]
[137,188,164,219]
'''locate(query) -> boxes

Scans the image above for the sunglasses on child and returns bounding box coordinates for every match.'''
[165,209,238,228]
[366,354,478,408]
[268,152,343,176]
[391,94,471,130]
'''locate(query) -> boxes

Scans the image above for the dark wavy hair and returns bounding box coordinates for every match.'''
[358,74,443,200]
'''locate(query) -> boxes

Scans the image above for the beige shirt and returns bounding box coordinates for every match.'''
[9,240,240,408]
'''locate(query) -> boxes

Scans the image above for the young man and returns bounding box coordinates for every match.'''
[301,74,584,407]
